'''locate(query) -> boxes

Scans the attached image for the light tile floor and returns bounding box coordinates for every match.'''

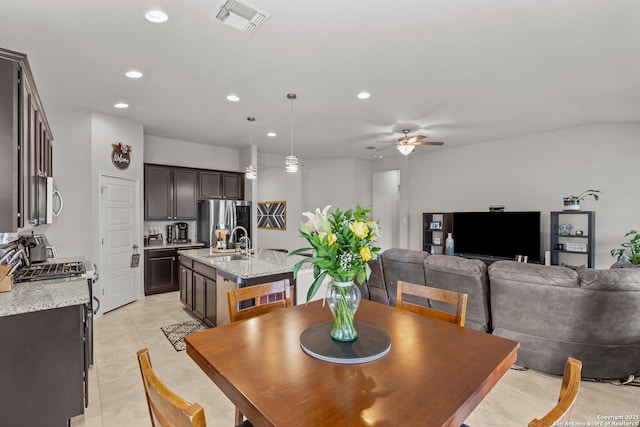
[71,292,640,427]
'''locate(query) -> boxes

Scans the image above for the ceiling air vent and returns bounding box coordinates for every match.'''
[215,0,270,35]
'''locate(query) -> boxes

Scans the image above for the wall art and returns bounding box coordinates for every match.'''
[257,201,286,230]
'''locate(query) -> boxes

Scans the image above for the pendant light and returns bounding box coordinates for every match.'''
[244,117,257,179]
[285,93,299,173]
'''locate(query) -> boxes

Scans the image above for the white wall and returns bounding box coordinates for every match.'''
[43,110,93,257]
[91,111,144,260]
[144,135,240,171]
[403,123,640,269]
[255,152,302,251]
[253,155,374,252]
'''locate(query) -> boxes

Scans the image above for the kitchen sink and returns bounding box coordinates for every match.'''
[213,254,250,262]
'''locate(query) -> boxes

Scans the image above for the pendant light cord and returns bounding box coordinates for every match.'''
[290,96,294,156]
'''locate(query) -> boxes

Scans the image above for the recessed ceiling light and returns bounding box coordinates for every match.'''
[125,70,143,79]
[267,132,276,137]
[114,103,129,109]
[226,94,240,102]
[145,10,168,23]
[357,92,371,99]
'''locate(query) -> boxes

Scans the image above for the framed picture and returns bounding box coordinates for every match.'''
[430,221,442,230]
[257,201,286,230]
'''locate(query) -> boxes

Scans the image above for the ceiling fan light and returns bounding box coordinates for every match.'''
[397,144,415,156]
[285,155,299,173]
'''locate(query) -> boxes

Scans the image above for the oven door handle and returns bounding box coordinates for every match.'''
[93,297,100,315]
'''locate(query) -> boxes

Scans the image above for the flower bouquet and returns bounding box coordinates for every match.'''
[290,205,381,341]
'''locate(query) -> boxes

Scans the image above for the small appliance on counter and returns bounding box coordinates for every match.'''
[23,234,51,263]
[174,222,191,244]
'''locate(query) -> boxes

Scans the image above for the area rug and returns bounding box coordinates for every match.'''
[161,319,209,351]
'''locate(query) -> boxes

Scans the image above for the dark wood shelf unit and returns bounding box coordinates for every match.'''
[422,212,453,254]
[550,210,595,268]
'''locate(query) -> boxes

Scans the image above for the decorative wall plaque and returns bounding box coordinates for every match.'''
[111,141,132,169]
[257,201,286,230]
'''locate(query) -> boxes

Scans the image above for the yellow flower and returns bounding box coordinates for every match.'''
[349,221,369,239]
[360,246,372,262]
[327,233,337,246]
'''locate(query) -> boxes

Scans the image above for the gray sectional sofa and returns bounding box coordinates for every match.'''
[364,248,640,380]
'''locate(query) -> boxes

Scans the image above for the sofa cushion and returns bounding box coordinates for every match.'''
[380,249,428,307]
[489,260,640,378]
[365,258,388,304]
[424,255,491,332]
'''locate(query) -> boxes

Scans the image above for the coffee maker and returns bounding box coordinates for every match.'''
[175,222,190,243]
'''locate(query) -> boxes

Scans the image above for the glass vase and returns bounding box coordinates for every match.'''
[327,279,361,342]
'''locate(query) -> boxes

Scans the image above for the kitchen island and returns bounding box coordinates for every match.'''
[177,248,317,326]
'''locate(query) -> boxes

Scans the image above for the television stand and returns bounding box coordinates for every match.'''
[456,253,540,266]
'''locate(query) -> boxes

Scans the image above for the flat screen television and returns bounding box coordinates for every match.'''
[452,211,541,262]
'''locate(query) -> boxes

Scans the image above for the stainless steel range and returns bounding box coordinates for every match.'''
[13,260,85,283]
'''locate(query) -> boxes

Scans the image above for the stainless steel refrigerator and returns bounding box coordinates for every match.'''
[197,200,251,248]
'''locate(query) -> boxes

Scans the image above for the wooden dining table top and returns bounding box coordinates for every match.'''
[185,299,519,427]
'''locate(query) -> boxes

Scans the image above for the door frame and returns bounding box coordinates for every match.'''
[372,169,400,251]
[97,172,143,315]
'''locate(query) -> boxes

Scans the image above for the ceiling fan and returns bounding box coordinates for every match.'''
[376,129,444,155]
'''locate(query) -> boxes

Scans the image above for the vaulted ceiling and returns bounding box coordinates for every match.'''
[1,0,638,160]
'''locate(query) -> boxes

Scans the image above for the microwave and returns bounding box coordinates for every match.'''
[35,175,63,225]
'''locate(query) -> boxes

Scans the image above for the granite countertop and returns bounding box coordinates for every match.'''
[0,275,90,318]
[144,242,205,251]
[177,248,311,280]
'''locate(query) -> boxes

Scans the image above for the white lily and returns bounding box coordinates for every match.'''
[302,205,332,234]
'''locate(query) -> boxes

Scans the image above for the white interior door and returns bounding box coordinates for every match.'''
[99,174,140,313]
[372,170,400,251]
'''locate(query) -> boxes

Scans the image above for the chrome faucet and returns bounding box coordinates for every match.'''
[230,226,251,258]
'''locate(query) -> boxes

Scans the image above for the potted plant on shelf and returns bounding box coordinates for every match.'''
[562,189,600,211]
[610,230,640,266]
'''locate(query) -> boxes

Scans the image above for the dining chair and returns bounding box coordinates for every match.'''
[226,279,293,323]
[226,280,293,424]
[528,357,583,427]
[137,348,253,427]
[137,347,206,427]
[396,280,468,327]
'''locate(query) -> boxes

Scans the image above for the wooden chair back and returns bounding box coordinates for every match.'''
[396,281,468,327]
[528,357,582,427]
[227,279,293,323]
[136,348,207,427]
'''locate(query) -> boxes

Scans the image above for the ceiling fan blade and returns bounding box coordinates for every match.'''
[374,144,395,151]
[408,134,428,143]
[413,141,444,146]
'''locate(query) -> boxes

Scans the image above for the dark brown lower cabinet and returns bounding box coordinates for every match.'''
[179,256,193,308]
[145,249,177,295]
[146,246,201,296]
[180,259,217,327]
[193,272,206,319]
[0,304,87,427]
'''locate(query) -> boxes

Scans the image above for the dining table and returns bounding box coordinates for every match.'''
[185,299,519,427]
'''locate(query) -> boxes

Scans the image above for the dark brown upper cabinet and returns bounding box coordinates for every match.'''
[144,164,197,220]
[198,170,243,200]
[0,48,53,232]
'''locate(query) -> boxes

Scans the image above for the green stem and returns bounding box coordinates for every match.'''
[331,282,357,342]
